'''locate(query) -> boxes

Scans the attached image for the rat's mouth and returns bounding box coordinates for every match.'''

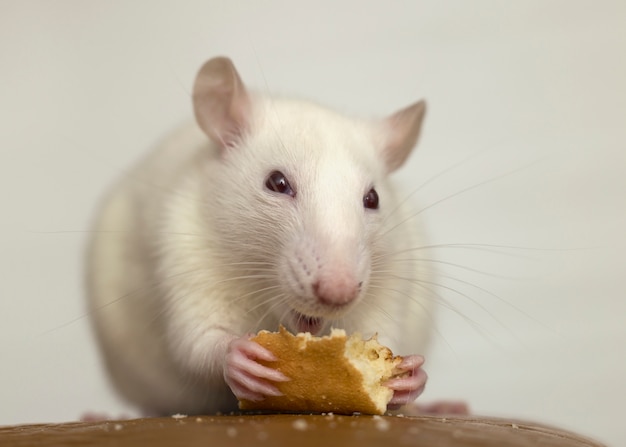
[292,311,324,335]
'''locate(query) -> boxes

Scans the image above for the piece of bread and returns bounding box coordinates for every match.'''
[238,326,404,415]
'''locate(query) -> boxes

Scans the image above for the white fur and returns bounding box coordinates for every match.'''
[86,62,433,415]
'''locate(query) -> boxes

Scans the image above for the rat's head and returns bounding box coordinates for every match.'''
[193,57,425,335]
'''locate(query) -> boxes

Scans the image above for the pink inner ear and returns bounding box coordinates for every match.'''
[192,57,252,151]
[383,100,426,173]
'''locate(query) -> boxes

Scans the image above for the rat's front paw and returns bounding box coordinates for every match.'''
[224,336,290,402]
[385,354,427,410]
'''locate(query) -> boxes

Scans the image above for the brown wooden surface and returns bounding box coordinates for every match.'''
[0,414,606,447]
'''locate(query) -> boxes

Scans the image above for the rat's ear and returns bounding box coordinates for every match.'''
[193,56,251,150]
[380,100,426,172]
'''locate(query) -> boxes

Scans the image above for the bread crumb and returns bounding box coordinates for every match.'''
[114,424,123,431]
[195,417,202,422]
[226,427,238,438]
[375,417,390,431]
[512,423,519,429]
[171,414,187,419]
[292,418,308,431]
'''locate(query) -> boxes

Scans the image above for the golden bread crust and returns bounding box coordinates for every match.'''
[238,326,403,414]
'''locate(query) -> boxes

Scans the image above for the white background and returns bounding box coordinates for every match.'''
[1,1,624,445]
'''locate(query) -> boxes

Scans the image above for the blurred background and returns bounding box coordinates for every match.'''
[1,1,624,445]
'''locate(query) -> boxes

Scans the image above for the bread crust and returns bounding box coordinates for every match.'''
[238,326,403,414]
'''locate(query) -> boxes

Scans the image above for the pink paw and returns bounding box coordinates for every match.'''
[385,355,427,410]
[223,336,289,402]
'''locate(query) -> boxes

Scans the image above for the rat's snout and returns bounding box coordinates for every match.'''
[283,232,369,316]
[312,270,361,307]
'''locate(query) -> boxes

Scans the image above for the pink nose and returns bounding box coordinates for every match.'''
[312,273,360,307]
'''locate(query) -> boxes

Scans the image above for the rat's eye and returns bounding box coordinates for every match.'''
[363,187,379,210]
[265,170,295,197]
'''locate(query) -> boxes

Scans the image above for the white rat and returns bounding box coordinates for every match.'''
[86,56,437,416]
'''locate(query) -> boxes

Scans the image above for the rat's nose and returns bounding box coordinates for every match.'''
[312,271,360,307]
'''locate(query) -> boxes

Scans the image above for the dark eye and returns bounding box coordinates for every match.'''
[265,170,295,197]
[363,187,379,210]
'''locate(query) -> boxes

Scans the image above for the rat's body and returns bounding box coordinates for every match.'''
[86,57,433,416]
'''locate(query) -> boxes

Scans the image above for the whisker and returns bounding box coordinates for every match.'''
[383,145,497,226]
[274,302,298,332]
[364,281,439,326]
[437,273,557,337]
[377,243,538,260]
[420,242,594,252]
[392,274,517,345]
[41,262,279,336]
[377,255,524,280]
[365,282,460,352]
[381,158,546,238]
[236,286,284,312]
